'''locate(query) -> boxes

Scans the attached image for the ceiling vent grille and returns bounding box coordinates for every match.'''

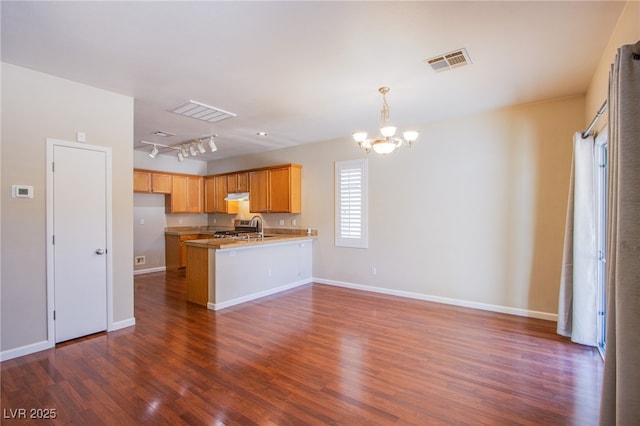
[170,100,237,123]
[425,48,472,72]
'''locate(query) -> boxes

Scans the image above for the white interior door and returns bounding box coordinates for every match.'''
[52,144,108,343]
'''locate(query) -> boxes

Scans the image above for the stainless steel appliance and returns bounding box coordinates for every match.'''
[214,219,260,239]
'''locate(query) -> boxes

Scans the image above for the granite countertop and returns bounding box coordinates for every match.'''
[166,225,318,249]
[184,233,317,250]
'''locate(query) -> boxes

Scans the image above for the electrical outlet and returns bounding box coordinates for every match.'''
[371,266,377,275]
[135,256,146,265]
[213,218,217,224]
[292,219,297,226]
[279,219,285,226]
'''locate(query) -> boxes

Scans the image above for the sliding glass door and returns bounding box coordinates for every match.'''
[595,130,608,357]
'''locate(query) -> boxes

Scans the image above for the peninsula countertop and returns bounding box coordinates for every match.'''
[184,233,317,250]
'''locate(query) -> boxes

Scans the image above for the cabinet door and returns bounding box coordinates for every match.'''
[214,175,228,213]
[169,175,188,213]
[151,173,172,194]
[268,168,291,212]
[204,177,216,213]
[133,170,151,192]
[249,170,269,212]
[268,166,301,213]
[236,172,249,192]
[186,176,203,213]
[227,174,238,193]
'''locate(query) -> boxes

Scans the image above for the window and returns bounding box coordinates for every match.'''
[335,159,368,248]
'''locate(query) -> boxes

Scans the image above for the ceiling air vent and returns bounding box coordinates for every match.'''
[170,100,237,123]
[425,48,472,73]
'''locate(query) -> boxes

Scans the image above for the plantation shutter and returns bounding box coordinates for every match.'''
[335,159,368,248]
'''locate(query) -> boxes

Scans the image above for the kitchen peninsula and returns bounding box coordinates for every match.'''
[183,230,316,310]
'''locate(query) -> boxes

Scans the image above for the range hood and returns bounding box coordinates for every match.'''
[225,192,249,201]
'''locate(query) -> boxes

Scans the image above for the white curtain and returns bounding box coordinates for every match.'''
[557,132,598,346]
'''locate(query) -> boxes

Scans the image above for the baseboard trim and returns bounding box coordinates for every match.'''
[109,317,136,331]
[2,318,136,362]
[0,340,52,362]
[208,278,312,311]
[134,266,166,276]
[314,278,558,321]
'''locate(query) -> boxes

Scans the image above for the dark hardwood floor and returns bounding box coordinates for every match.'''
[2,271,603,425]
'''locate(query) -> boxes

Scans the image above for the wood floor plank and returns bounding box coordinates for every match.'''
[1,271,603,425]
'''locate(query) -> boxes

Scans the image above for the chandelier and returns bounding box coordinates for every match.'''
[353,87,418,154]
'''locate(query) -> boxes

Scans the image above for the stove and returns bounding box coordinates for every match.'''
[213,219,259,239]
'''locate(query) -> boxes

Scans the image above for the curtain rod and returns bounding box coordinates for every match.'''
[581,100,608,138]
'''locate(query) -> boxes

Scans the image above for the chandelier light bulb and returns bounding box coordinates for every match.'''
[380,125,397,138]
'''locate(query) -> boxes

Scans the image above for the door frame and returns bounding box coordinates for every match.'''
[46,138,113,347]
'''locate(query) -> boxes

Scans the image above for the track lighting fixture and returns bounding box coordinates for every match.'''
[139,136,219,163]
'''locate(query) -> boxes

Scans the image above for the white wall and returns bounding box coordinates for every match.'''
[585,1,639,128]
[1,63,134,354]
[208,96,583,317]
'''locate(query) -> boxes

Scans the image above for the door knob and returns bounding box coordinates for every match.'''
[95,249,105,255]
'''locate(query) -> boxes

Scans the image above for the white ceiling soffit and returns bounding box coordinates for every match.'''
[425,48,472,73]
[170,100,237,123]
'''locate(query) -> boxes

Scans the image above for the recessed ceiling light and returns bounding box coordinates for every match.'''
[257,132,268,136]
[153,130,175,137]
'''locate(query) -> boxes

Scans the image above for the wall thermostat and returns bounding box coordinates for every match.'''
[12,185,34,199]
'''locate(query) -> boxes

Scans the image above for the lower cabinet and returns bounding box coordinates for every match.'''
[165,233,203,270]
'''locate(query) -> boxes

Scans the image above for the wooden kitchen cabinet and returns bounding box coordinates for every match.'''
[249,165,301,213]
[133,169,173,194]
[165,233,203,270]
[134,170,151,192]
[150,173,172,194]
[249,170,270,212]
[227,172,249,193]
[204,175,238,214]
[166,175,203,213]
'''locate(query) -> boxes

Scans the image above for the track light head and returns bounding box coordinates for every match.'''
[197,139,206,154]
[177,151,184,162]
[148,144,159,158]
[189,143,197,156]
[208,136,218,152]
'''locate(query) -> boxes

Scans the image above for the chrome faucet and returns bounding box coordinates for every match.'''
[251,215,263,238]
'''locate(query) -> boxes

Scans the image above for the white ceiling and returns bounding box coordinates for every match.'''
[1,1,627,161]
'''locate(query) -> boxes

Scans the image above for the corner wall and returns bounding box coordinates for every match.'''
[585,0,640,127]
[1,63,134,355]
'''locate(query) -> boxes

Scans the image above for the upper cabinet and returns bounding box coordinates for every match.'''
[134,164,301,214]
[166,175,202,214]
[134,170,172,194]
[227,172,249,193]
[249,165,301,213]
[204,175,238,214]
